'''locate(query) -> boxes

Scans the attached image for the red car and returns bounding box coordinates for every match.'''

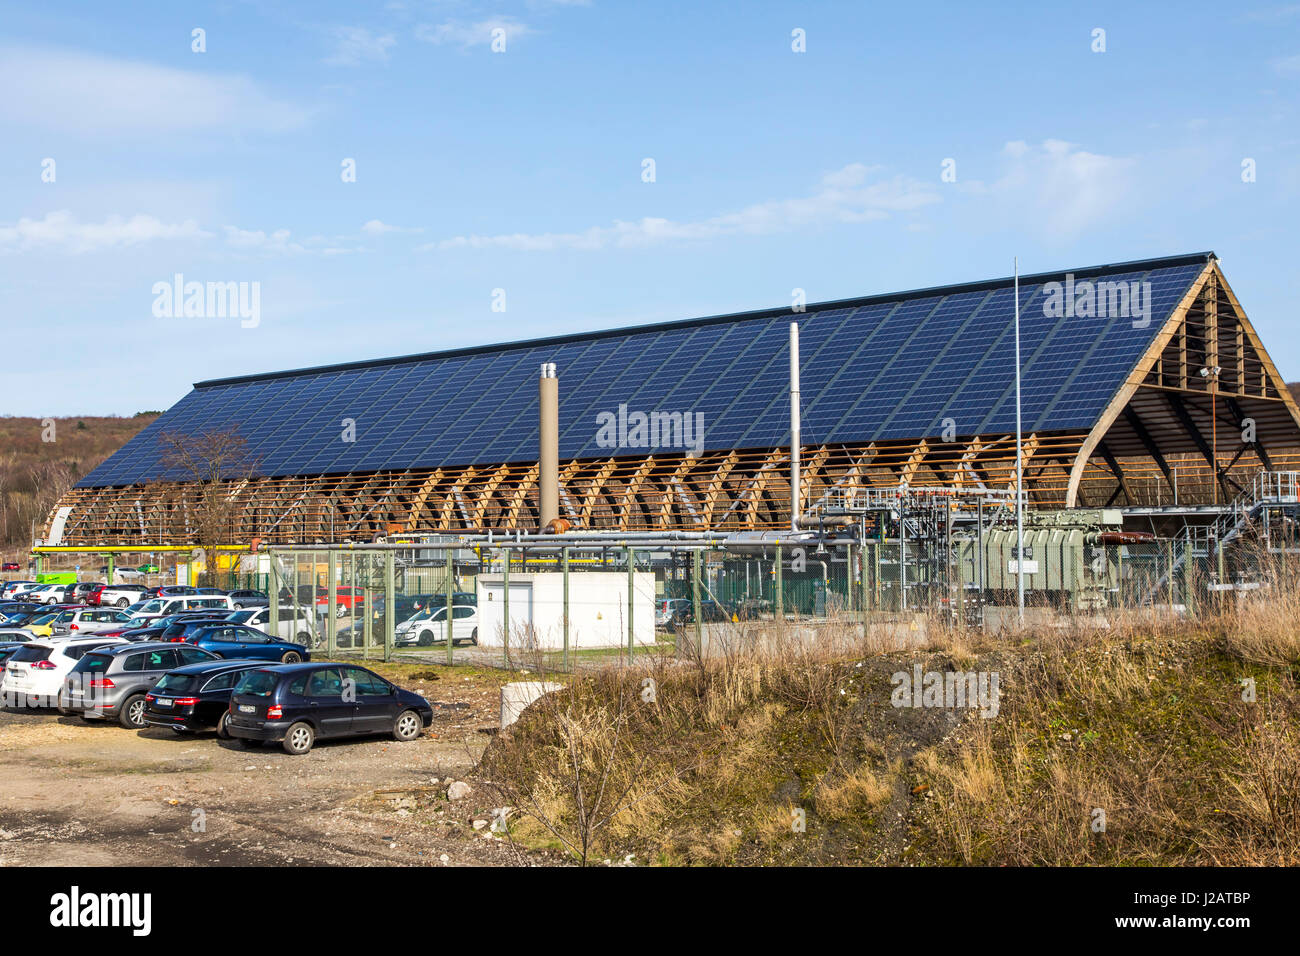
[315,586,367,617]
[1,562,20,572]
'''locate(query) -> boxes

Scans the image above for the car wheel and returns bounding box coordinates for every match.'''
[282,721,314,755]
[216,711,233,740]
[280,650,302,663]
[393,710,422,742]
[119,694,148,729]
[296,632,311,643]
[470,628,478,646]
[233,603,244,610]
[417,629,433,647]
[335,605,347,618]
[116,598,129,608]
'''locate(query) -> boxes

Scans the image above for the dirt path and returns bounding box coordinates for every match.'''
[0,669,541,867]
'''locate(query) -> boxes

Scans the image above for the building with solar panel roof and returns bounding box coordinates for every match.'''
[44,251,1300,546]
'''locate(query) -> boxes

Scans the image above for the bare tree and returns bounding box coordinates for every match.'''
[157,427,258,546]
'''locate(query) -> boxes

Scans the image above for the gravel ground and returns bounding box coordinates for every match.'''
[0,666,552,867]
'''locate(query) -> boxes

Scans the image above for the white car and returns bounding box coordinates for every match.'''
[128,594,234,622]
[26,584,68,605]
[49,608,136,636]
[394,604,478,647]
[98,584,153,608]
[226,606,317,644]
[1,637,126,706]
[1,581,38,600]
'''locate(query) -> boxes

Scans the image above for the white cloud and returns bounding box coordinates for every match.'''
[984,139,1136,239]
[361,219,423,235]
[223,226,306,254]
[423,164,939,252]
[325,26,397,66]
[414,18,533,48]
[0,211,210,253]
[0,47,311,135]
[1271,53,1300,74]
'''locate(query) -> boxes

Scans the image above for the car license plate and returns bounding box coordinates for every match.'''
[238,704,256,713]
[155,698,172,707]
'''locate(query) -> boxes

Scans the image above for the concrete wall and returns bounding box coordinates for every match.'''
[476,571,655,649]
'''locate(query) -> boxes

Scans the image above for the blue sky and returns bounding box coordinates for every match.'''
[1,0,1297,416]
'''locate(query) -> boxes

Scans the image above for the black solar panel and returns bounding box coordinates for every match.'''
[77,254,1212,488]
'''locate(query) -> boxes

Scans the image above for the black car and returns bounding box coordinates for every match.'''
[669,600,734,626]
[0,601,46,618]
[143,660,265,737]
[226,663,433,755]
[228,589,270,608]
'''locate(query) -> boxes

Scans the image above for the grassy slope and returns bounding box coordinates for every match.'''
[475,609,1300,866]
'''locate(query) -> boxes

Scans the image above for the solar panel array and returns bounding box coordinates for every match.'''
[78,255,1209,488]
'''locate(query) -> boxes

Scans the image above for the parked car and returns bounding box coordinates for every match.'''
[227,589,270,608]
[61,642,219,728]
[195,587,228,596]
[67,582,100,603]
[0,601,46,619]
[393,603,478,647]
[155,615,239,643]
[137,564,161,574]
[0,581,38,600]
[315,585,367,618]
[49,607,136,636]
[97,583,153,608]
[21,608,77,638]
[184,624,311,663]
[0,628,40,643]
[144,585,198,599]
[1,637,126,707]
[225,606,316,644]
[656,598,690,627]
[143,660,265,737]
[226,663,433,754]
[668,600,734,627]
[27,584,71,605]
[0,642,26,665]
[1,562,21,572]
[127,594,234,622]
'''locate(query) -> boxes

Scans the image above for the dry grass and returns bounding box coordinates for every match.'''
[475,569,1300,866]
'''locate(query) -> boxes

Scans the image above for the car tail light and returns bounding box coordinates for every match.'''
[172,697,199,706]
[31,661,56,670]
[88,677,115,688]
[266,704,283,720]
[69,624,79,630]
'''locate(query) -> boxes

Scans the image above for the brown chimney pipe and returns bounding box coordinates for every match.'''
[539,362,559,528]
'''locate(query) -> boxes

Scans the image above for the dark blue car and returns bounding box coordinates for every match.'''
[185,624,310,663]
[226,663,432,754]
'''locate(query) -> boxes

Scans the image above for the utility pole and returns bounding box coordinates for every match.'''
[1014,257,1025,624]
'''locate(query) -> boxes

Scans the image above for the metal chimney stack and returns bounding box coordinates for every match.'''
[539,362,559,528]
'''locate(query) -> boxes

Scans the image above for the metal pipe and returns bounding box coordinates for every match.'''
[539,363,559,528]
[790,322,801,531]
[1014,256,1025,624]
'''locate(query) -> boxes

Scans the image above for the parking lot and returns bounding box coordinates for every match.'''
[0,661,533,867]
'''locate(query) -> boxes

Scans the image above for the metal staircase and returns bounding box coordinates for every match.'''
[1140,471,1300,605]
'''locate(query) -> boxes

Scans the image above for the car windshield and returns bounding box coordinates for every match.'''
[234,670,279,697]
[30,612,58,625]
[153,673,199,694]
[227,610,256,624]
[11,645,52,663]
[139,600,165,613]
